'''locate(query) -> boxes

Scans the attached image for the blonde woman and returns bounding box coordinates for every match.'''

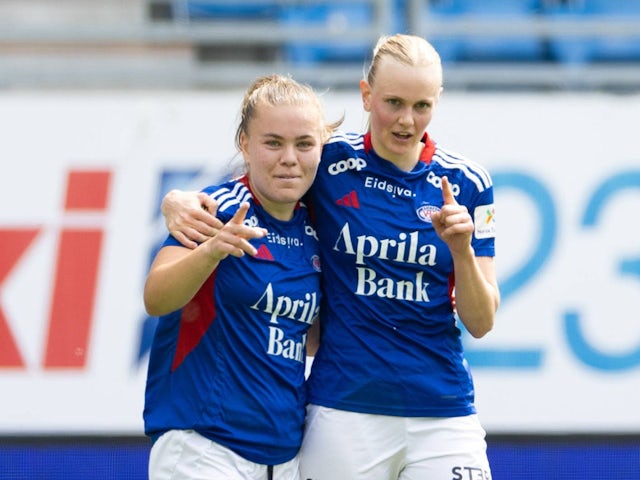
[143,74,339,480]
[162,34,499,480]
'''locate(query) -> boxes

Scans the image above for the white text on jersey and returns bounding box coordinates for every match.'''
[328,157,367,175]
[356,268,430,302]
[266,232,302,248]
[426,171,461,196]
[364,176,414,198]
[334,222,438,266]
[251,283,318,325]
[268,329,306,363]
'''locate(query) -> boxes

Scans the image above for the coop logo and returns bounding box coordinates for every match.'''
[0,169,111,369]
[426,171,460,196]
[327,157,367,175]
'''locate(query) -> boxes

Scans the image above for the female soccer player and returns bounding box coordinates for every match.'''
[143,74,340,480]
[162,34,499,480]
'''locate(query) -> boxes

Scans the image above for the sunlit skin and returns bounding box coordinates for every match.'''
[360,57,443,172]
[240,103,324,221]
[431,176,499,337]
[145,101,325,316]
[158,49,499,338]
[361,56,498,338]
[158,104,325,246]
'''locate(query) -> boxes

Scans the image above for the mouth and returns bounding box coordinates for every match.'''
[275,174,301,180]
[393,132,413,141]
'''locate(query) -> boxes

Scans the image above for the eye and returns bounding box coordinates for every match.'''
[386,98,401,107]
[415,102,431,111]
[295,135,319,149]
[265,139,282,147]
[297,140,316,149]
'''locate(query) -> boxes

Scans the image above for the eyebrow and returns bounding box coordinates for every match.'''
[385,94,432,104]
[262,133,316,140]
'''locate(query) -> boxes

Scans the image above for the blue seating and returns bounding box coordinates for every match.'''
[176,1,281,21]
[279,3,375,65]
[172,0,640,69]
[546,0,640,65]
[425,0,546,63]
[423,0,466,62]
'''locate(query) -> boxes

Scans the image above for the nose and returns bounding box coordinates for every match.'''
[280,145,298,165]
[398,106,414,126]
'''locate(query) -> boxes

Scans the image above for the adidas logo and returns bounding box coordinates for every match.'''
[335,190,360,208]
[255,244,274,260]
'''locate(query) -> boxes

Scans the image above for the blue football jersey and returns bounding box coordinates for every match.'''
[144,176,322,465]
[307,132,495,417]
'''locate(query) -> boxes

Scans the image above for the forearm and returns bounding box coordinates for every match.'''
[144,246,220,316]
[451,250,499,338]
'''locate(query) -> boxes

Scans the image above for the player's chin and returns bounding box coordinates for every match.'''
[275,192,306,205]
[275,179,311,195]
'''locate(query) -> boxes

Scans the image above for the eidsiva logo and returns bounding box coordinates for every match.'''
[474,204,496,239]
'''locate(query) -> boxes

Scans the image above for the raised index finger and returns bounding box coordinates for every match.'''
[441,176,456,205]
[230,202,250,225]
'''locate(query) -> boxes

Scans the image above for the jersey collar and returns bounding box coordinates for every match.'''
[363,131,436,165]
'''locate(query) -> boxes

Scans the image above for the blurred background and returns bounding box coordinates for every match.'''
[2,0,640,91]
[1,1,639,479]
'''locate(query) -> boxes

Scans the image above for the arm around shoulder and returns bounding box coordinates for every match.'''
[162,189,223,248]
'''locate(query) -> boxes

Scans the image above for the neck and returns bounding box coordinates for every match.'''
[372,138,423,172]
[263,203,295,221]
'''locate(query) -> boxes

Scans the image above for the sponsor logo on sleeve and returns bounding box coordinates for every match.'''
[474,204,496,239]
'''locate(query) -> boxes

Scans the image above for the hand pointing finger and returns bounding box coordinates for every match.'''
[230,202,250,225]
[441,176,456,205]
[229,202,267,238]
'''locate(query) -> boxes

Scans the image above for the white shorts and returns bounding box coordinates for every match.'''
[149,429,300,480]
[299,405,491,480]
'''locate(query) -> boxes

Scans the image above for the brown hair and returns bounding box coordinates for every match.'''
[234,74,342,151]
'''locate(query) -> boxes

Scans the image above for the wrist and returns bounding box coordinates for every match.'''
[450,245,475,262]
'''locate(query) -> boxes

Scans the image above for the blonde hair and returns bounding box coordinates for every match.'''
[366,34,443,87]
[234,74,342,151]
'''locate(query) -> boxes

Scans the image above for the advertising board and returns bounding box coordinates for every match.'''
[1,91,638,434]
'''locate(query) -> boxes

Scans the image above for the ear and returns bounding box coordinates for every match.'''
[360,79,372,112]
[239,131,252,170]
[239,130,250,157]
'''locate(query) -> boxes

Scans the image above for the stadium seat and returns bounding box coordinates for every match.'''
[423,0,466,62]
[425,0,546,63]
[174,0,281,21]
[546,0,640,65]
[278,3,375,65]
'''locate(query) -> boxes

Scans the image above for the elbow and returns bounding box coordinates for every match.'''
[143,282,165,317]
[464,298,500,339]
[145,302,163,318]
[466,318,494,339]
[144,296,163,318]
[466,296,499,339]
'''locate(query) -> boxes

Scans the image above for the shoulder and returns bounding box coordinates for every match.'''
[325,131,365,151]
[201,177,253,216]
[432,144,493,193]
[320,131,369,174]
